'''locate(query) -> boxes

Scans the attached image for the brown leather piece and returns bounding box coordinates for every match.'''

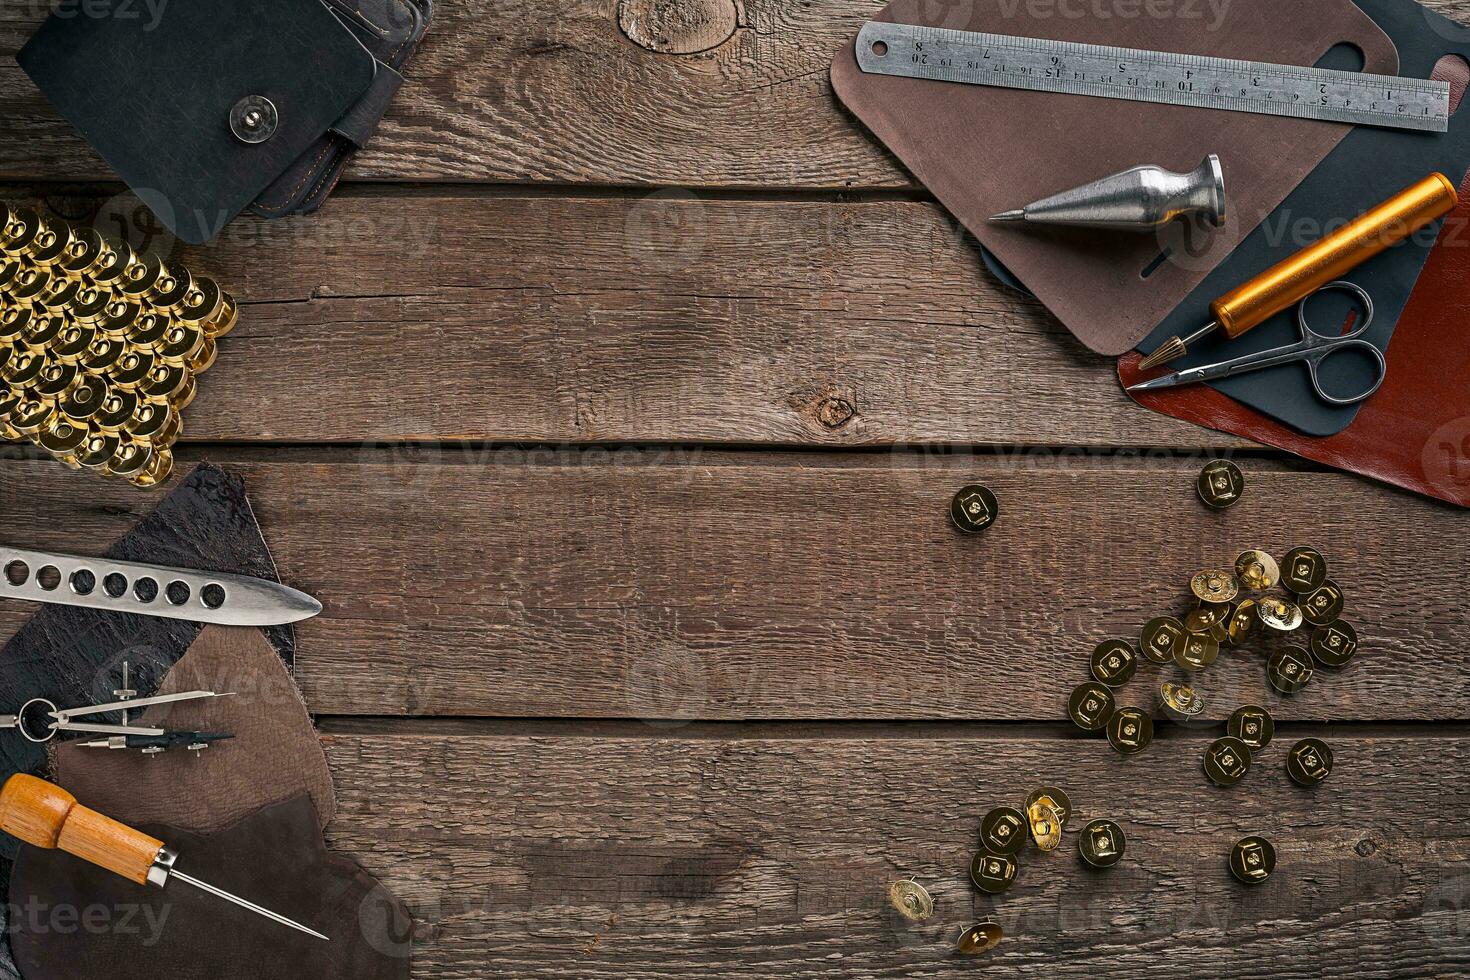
[50,625,336,834]
[8,795,413,979]
[831,0,1397,355]
[1119,174,1470,508]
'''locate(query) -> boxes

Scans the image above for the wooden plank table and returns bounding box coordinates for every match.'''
[4,1,1470,974]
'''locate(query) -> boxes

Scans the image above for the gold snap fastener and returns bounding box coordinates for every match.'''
[1190,569,1240,604]
[1203,735,1252,787]
[956,921,1003,955]
[1267,647,1314,694]
[1140,616,1186,664]
[1225,598,1259,645]
[1234,550,1280,591]
[1281,547,1327,594]
[1197,459,1244,508]
[980,806,1027,855]
[1107,707,1153,756]
[950,484,998,533]
[1068,682,1116,732]
[886,879,934,922]
[1286,737,1333,786]
[1161,681,1205,724]
[1175,632,1219,672]
[1257,597,1304,633]
[1309,620,1357,669]
[1229,836,1276,884]
[969,851,1018,894]
[1298,581,1345,627]
[1026,800,1063,851]
[1078,819,1125,868]
[1025,787,1072,829]
[1090,640,1137,687]
[1227,705,1275,752]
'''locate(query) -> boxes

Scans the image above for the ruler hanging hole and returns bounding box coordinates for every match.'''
[871,40,888,57]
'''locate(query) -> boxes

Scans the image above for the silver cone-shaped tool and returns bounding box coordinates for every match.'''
[990,155,1226,232]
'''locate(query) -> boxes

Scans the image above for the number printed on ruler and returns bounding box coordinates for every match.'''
[856,22,1452,133]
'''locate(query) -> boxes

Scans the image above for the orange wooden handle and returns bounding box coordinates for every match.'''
[0,774,163,886]
[1211,172,1459,339]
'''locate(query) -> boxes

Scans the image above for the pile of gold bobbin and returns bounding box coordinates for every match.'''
[0,203,236,487]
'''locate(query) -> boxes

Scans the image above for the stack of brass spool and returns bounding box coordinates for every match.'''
[0,204,236,487]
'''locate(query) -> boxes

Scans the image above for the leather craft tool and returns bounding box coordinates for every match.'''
[1131,281,1389,405]
[1137,173,1459,370]
[0,774,329,940]
[856,24,1451,132]
[1,545,321,626]
[991,156,1226,231]
[833,0,1397,356]
[71,662,234,755]
[0,681,229,746]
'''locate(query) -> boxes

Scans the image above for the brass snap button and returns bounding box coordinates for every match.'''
[1267,647,1314,694]
[1107,707,1153,756]
[1234,550,1280,591]
[970,850,1018,894]
[979,806,1027,855]
[1299,581,1345,627]
[886,879,934,922]
[1286,737,1333,786]
[1090,640,1137,687]
[1161,681,1205,724]
[956,921,1003,955]
[1026,801,1063,851]
[1175,631,1219,672]
[1190,569,1240,604]
[1257,597,1304,633]
[1310,620,1357,669]
[1140,616,1186,664]
[1183,602,1230,641]
[1203,735,1252,787]
[951,484,998,533]
[1068,682,1116,732]
[1197,459,1244,508]
[1226,599,1259,645]
[1227,705,1275,752]
[1229,835,1276,884]
[1281,547,1327,594]
[1078,819,1125,868]
[1025,787,1072,828]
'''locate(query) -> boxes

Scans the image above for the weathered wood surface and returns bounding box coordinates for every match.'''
[2,454,1463,720]
[0,190,1247,448]
[6,0,1470,186]
[322,731,1470,977]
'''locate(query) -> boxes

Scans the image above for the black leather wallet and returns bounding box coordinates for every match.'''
[18,0,431,244]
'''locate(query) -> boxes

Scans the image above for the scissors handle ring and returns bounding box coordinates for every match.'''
[1299,281,1387,406]
[1298,281,1375,340]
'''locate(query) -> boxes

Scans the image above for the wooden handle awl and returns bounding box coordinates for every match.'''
[0,773,164,886]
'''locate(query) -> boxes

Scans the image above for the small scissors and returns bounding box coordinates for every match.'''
[1128,281,1388,406]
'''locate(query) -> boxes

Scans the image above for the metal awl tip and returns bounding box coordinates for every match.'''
[990,209,1025,223]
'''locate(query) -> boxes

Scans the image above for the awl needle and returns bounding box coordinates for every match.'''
[0,774,329,941]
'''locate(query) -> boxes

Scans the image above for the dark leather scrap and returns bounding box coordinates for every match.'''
[9,796,413,979]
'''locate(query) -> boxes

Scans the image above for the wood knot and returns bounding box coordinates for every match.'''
[617,0,739,55]
[816,397,855,429]
[1355,837,1380,857]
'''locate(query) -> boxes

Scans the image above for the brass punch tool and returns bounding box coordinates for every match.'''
[1137,172,1459,371]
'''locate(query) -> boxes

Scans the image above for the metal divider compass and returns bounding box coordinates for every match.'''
[1,661,234,755]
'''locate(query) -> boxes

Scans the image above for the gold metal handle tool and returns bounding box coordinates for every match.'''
[1138,172,1459,371]
[0,773,328,941]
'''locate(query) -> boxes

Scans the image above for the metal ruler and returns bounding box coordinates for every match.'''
[856,22,1452,133]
